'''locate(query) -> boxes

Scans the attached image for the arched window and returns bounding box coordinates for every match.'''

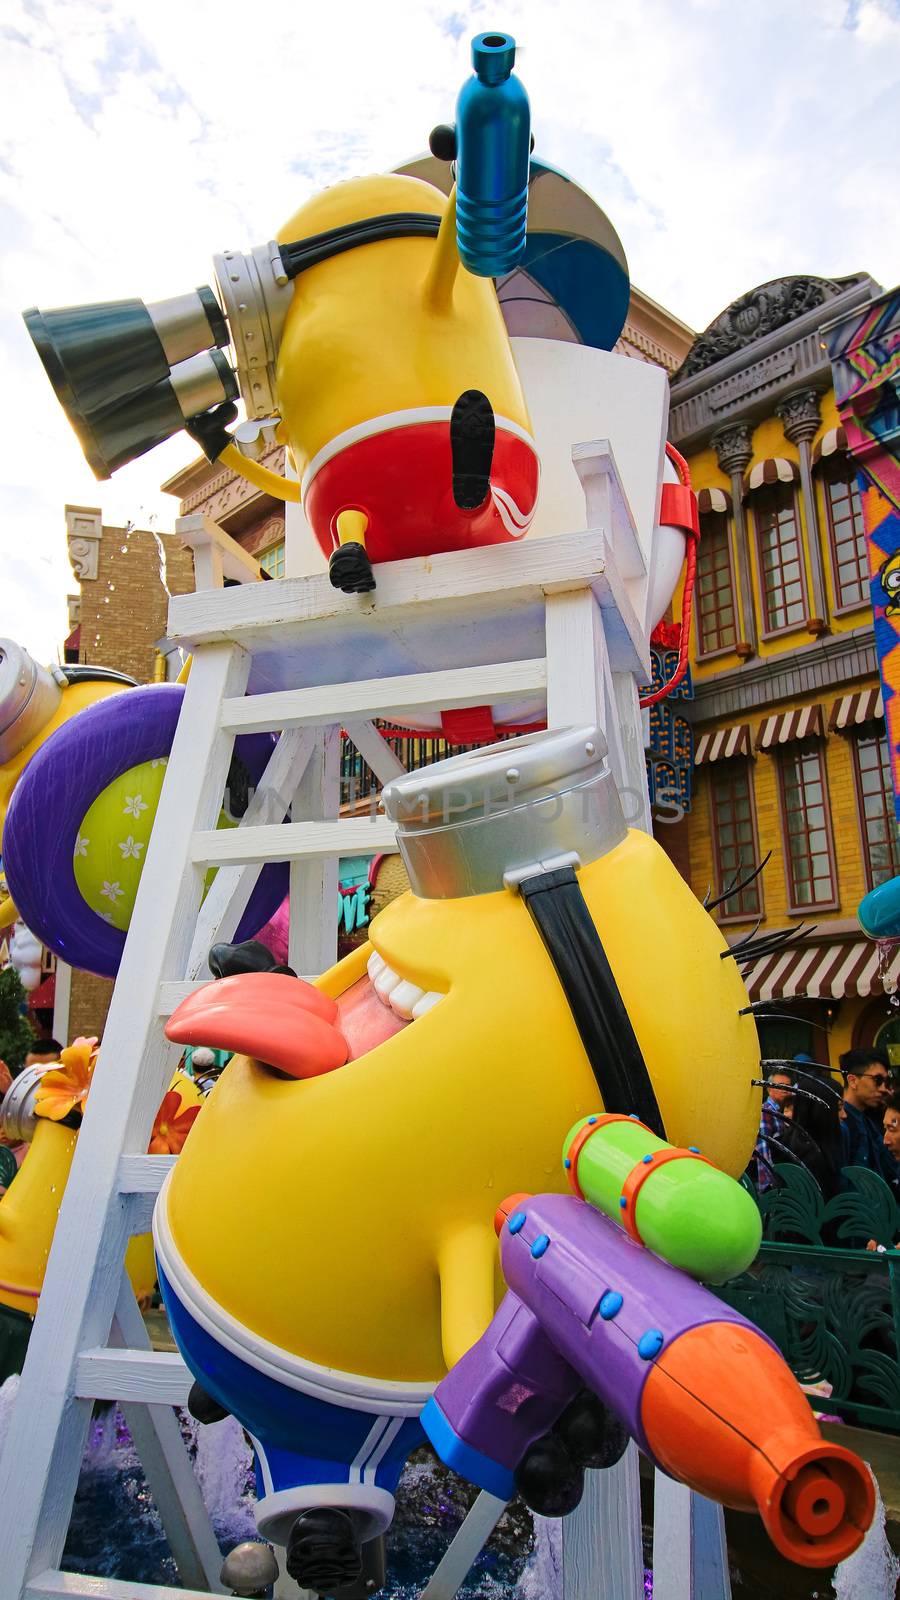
[695,492,738,656]
[822,459,869,611]
[709,759,762,919]
[745,460,806,635]
[852,725,900,890]
[778,740,838,910]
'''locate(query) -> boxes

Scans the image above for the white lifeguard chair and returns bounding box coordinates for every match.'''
[0,339,731,1600]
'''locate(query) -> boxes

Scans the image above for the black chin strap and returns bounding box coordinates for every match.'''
[517,867,666,1138]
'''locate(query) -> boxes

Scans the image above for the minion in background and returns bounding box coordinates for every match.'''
[0,639,134,929]
[878,550,900,616]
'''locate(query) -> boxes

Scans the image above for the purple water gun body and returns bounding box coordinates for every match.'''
[421,1192,874,1568]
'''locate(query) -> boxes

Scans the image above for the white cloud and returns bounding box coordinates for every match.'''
[1,0,898,661]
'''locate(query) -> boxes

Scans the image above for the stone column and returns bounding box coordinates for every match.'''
[711,422,756,657]
[776,387,828,634]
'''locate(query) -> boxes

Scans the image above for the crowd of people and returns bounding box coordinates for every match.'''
[753,1046,900,1203]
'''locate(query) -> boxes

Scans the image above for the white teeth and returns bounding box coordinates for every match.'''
[411,991,443,1019]
[373,964,402,1001]
[388,980,426,1020]
[368,953,445,1020]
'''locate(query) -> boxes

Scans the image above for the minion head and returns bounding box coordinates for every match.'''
[879,551,900,615]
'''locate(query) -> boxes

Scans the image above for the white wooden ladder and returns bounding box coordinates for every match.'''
[0,449,729,1600]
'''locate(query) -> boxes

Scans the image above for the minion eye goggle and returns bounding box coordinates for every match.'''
[22,213,443,480]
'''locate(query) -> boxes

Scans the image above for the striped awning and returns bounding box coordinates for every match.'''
[741,938,900,1001]
[755,704,824,751]
[697,486,733,515]
[694,724,751,766]
[742,457,801,498]
[829,687,884,732]
[812,425,848,466]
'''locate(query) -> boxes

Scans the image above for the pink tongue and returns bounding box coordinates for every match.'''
[335,975,409,1061]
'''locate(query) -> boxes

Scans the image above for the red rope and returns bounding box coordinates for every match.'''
[638,443,698,709]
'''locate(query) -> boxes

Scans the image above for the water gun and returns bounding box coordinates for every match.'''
[422,1116,874,1569]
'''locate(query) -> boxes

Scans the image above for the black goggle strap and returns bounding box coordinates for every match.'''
[278,213,442,281]
[517,866,666,1139]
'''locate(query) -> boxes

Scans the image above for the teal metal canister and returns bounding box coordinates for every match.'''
[455,32,531,278]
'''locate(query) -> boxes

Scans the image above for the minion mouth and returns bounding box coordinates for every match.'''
[365,950,444,1021]
[165,950,446,1081]
[329,950,446,1063]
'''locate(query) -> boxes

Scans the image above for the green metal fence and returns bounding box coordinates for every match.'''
[717,1165,900,1433]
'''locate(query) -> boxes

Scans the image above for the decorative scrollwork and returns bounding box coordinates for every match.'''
[826,1166,899,1250]
[676,277,855,381]
[758,1162,826,1244]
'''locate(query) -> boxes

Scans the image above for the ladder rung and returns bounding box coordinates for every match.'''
[118,1155,176,1234]
[219,656,548,734]
[158,979,208,1015]
[74,1348,192,1405]
[168,525,609,649]
[28,1571,217,1599]
[118,1154,177,1194]
[191,816,397,867]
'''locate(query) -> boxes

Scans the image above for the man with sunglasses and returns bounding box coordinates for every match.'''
[839,1048,900,1189]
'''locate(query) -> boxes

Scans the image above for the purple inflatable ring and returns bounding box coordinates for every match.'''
[3,683,289,979]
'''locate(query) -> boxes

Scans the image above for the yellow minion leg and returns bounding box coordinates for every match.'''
[423,186,462,315]
[335,509,369,550]
[219,442,302,503]
[438,1222,498,1370]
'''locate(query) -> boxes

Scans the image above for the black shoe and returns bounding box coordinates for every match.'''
[514,1432,584,1518]
[329,542,376,594]
[450,389,495,510]
[187,1380,229,1426]
[285,1508,363,1594]
[318,1534,387,1597]
[553,1390,630,1470]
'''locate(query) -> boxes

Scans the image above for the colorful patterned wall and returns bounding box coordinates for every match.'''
[825,289,900,824]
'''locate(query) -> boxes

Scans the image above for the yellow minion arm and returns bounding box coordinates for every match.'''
[219,442,302,503]
[437,1221,498,1369]
[423,186,462,315]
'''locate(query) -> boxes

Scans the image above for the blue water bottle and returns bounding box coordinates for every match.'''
[455,31,531,278]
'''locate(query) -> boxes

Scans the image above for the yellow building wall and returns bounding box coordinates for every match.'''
[687,696,869,931]
[685,697,880,1069]
[684,388,869,688]
[673,384,888,1069]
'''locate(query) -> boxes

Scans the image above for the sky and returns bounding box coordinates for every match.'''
[1,0,899,662]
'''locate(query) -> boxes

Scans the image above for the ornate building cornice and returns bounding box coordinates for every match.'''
[675,277,863,381]
[616,324,682,372]
[169,446,287,534]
